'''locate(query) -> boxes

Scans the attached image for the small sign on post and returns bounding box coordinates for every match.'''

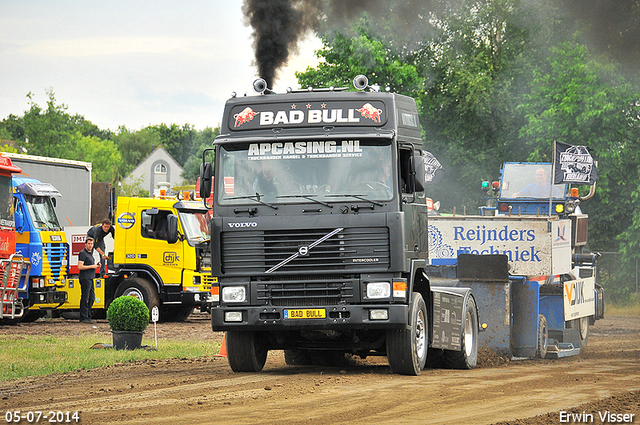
[151,306,159,322]
[151,306,159,348]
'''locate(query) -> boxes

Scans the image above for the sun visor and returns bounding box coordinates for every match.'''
[16,181,62,197]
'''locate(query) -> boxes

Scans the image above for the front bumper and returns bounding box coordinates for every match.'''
[29,290,68,307]
[211,304,409,332]
[181,291,212,306]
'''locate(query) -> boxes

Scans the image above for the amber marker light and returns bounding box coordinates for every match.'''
[393,280,407,298]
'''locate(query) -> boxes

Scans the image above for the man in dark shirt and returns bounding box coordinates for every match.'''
[87,219,114,270]
[78,237,99,324]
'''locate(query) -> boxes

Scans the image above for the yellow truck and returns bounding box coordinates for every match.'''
[59,196,214,321]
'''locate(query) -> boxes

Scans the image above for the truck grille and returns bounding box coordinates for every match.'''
[221,227,390,275]
[256,275,356,306]
[43,243,68,279]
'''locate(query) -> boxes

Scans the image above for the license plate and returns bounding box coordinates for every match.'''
[284,309,326,319]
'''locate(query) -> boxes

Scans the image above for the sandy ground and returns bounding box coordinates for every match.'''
[0,313,638,425]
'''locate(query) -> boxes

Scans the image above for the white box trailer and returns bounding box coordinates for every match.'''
[4,153,92,226]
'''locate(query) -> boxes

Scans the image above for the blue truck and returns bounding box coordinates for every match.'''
[13,177,69,314]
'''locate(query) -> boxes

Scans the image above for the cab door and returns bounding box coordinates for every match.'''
[137,207,184,286]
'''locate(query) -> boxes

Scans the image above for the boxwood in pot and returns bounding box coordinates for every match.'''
[107,296,149,349]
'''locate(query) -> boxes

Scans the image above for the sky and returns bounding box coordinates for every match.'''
[0,1,323,131]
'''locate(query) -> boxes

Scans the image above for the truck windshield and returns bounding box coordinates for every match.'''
[24,194,62,230]
[0,176,14,227]
[178,211,211,246]
[500,163,566,200]
[217,139,394,205]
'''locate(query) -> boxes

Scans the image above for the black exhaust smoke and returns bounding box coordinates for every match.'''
[242,0,320,89]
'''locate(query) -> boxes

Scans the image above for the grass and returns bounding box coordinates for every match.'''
[606,296,640,317]
[0,334,221,382]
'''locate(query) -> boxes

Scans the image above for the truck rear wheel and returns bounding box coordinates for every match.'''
[226,331,268,372]
[443,296,478,369]
[536,314,548,359]
[386,292,427,376]
[576,317,589,348]
[115,278,160,318]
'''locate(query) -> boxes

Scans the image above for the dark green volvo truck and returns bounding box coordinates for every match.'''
[200,76,478,375]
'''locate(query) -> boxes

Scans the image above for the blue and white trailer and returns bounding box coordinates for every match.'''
[426,162,604,359]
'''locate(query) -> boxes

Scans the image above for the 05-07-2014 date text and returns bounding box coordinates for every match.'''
[4,411,80,423]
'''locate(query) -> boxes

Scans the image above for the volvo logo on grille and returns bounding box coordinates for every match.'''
[298,246,309,256]
[228,222,258,228]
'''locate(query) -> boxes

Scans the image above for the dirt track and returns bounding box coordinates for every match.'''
[1,314,638,425]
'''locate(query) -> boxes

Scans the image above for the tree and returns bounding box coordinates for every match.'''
[116,175,149,198]
[20,90,77,157]
[296,22,423,96]
[112,126,159,181]
[181,127,219,182]
[147,123,198,167]
[69,132,122,183]
[519,41,640,247]
[0,89,111,159]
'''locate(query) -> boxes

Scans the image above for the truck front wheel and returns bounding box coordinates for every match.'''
[386,292,428,375]
[115,278,160,318]
[226,331,268,372]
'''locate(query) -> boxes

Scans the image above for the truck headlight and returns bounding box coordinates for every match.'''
[366,282,391,299]
[222,286,246,303]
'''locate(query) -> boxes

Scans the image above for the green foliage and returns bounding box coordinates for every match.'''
[518,39,640,299]
[112,126,159,180]
[147,123,197,166]
[69,132,122,183]
[117,175,150,198]
[106,296,150,332]
[0,89,220,188]
[0,144,18,154]
[296,22,423,96]
[181,126,219,182]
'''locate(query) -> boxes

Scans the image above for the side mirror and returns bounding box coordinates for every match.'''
[167,214,179,244]
[199,162,212,199]
[14,209,24,232]
[412,154,426,193]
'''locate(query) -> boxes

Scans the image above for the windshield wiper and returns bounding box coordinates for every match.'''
[226,193,278,210]
[276,194,333,208]
[325,194,384,206]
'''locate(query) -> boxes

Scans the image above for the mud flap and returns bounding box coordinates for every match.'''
[511,278,540,358]
[430,286,473,351]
